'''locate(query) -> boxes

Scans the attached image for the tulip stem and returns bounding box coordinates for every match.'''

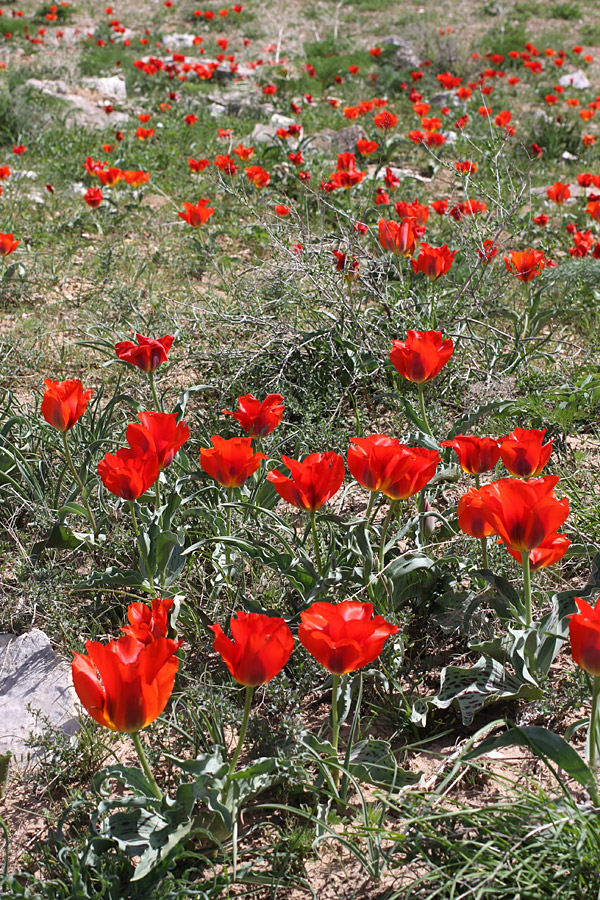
[365,491,376,521]
[417,383,433,437]
[589,677,600,780]
[148,371,162,412]
[61,431,98,536]
[480,537,489,570]
[228,686,253,777]
[225,487,233,570]
[310,510,324,576]
[129,501,156,598]
[379,502,396,572]
[132,732,163,800]
[331,673,340,789]
[521,551,532,627]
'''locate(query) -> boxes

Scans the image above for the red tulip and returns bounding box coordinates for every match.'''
[200,435,266,488]
[500,427,553,478]
[546,182,570,204]
[123,170,150,187]
[298,601,398,674]
[440,434,501,475]
[504,249,547,282]
[115,333,174,373]
[501,532,571,570]
[267,451,345,512]
[377,218,418,257]
[210,611,294,685]
[347,435,439,499]
[569,597,600,676]
[98,445,159,500]
[126,411,190,471]
[84,187,103,208]
[245,165,270,188]
[0,232,19,255]
[411,243,457,279]
[177,199,214,227]
[473,475,569,551]
[390,330,453,383]
[41,378,94,432]
[122,598,175,644]
[222,393,284,438]
[457,488,497,539]
[72,634,181,732]
[96,166,122,186]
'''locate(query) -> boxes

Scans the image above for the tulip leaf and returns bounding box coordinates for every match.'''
[31,522,94,560]
[92,764,160,800]
[73,567,146,590]
[446,399,515,439]
[412,655,542,727]
[463,725,596,790]
[348,738,422,790]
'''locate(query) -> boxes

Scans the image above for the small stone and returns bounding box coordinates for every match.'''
[307,124,368,154]
[0,630,79,764]
[558,70,590,90]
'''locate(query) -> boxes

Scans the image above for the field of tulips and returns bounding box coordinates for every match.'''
[4,0,600,896]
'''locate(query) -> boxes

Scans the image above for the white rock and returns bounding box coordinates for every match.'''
[162,33,198,48]
[559,70,590,90]
[81,75,127,101]
[0,630,79,764]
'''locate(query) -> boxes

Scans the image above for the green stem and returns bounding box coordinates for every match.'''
[226,487,233,570]
[331,673,340,789]
[310,510,324,576]
[379,502,395,572]
[365,491,376,521]
[132,731,162,800]
[417,383,433,437]
[129,501,156,598]
[228,686,253,777]
[589,676,600,772]
[61,431,97,536]
[480,537,489,570]
[521,550,532,627]
[148,371,162,412]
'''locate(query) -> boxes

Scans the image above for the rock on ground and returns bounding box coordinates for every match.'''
[558,70,590,90]
[0,630,79,764]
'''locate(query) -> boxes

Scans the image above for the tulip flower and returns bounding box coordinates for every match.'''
[500,427,553,478]
[177,199,214,227]
[569,596,600,768]
[245,165,270,188]
[441,435,501,476]
[122,597,175,643]
[504,249,547,282]
[126,411,190,471]
[84,187,103,209]
[222,393,284,438]
[377,218,418,257]
[348,435,439,501]
[42,378,97,534]
[299,600,398,782]
[211,611,294,687]
[115,333,174,374]
[501,532,571,570]
[72,633,182,797]
[96,166,122,186]
[458,488,497,540]
[410,243,458,279]
[123,170,150,187]
[299,600,398,676]
[41,378,94,433]
[200,435,267,488]
[211,611,294,775]
[390,330,454,385]
[469,476,569,624]
[98,445,160,501]
[267,452,345,513]
[0,232,19,256]
[268,452,345,574]
[390,330,453,436]
[546,182,570,204]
